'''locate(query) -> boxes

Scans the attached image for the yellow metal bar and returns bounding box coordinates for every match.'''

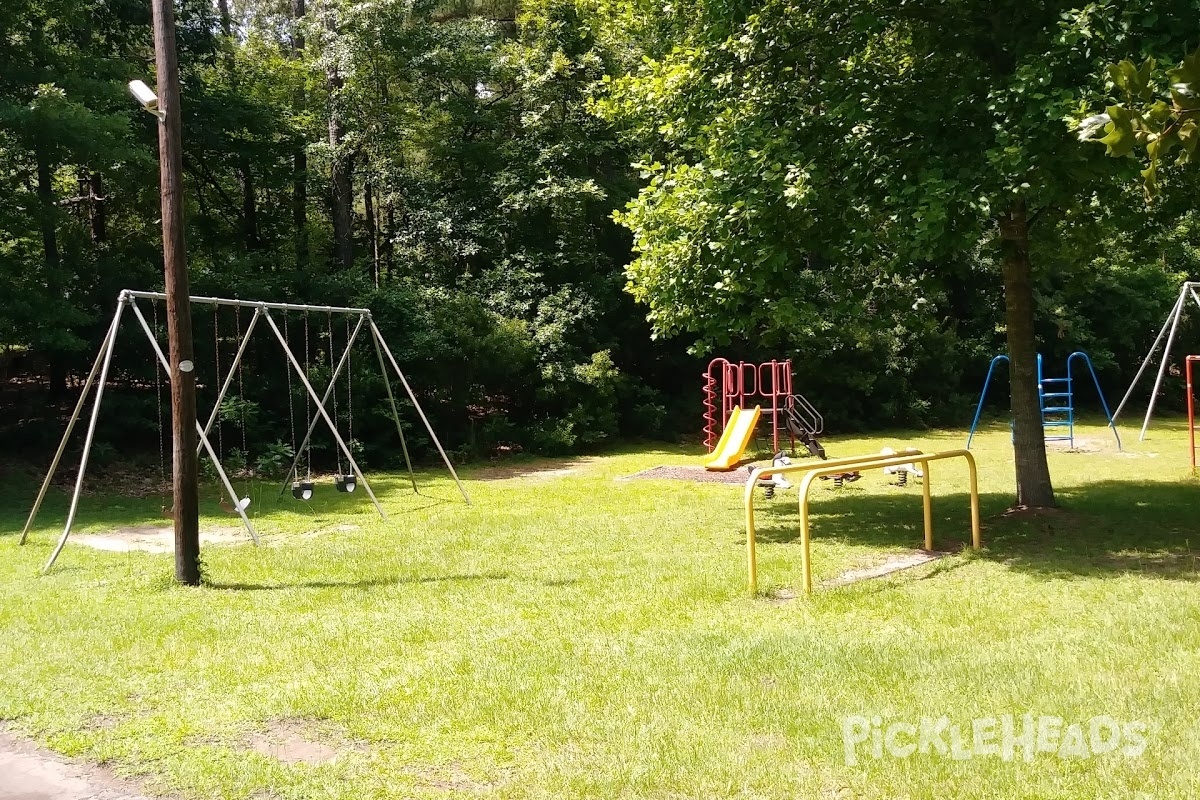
[746,453,903,595]
[743,449,926,595]
[922,462,933,551]
[745,449,981,596]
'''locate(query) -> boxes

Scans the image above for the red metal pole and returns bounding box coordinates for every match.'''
[1188,356,1197,474]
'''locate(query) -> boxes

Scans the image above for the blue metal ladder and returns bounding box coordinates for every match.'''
[1038,353,1075,446]
[966,351,1121,450]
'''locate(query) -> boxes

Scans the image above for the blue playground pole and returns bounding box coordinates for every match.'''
[1067,351,1123,451]
[966,355,1010,449]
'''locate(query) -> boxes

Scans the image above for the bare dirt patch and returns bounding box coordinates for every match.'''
[0,723,162,800]
[822,550,948,588]
[407,762,506,793]
[82,714,121,732]
[244,719,365,766]
[766,550,951,600]
[74,524,251,554]
[470,457,598,481]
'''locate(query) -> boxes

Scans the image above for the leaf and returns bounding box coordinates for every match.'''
[1167,46,1200,93]
[1097,105,1136,158]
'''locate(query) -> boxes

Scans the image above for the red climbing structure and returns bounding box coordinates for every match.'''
[702,358,795,453]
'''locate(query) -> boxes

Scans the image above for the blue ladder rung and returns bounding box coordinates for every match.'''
[1045,436,1073,442]
[1042,392,1072,399]
[1043,421,1073,427]
[1042,406,1073,413]
[1041,378,1071,384]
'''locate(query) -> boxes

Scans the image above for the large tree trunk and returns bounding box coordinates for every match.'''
[292,0,308,267]
[999,198,1056,508]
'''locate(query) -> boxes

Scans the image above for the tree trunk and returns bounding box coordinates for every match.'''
[89,172,106,244]
[384,199,395,280]
[326,4,353,271]
[35,140,67,398]
[240,159,259,249]
[328,110,353,271]
[291,0,308,267]
[364,177,379,286]
[999,198,1056,508]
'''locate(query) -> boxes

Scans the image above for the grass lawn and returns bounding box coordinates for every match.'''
[2,419,1200,799]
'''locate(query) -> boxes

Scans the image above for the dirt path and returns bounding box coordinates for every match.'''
[0,727,158,800]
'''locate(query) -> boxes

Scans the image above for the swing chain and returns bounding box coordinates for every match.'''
[304,311,312,480]
[153,301,165,490]
[213,303,223,463]
[329,311,342,475]
[235,305,247,469]
[285,312,296,476]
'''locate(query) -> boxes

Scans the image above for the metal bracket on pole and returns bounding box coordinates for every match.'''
[369,318,470,505]
[261,309,387,520]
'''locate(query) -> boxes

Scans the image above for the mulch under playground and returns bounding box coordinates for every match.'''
[622,464,760,484]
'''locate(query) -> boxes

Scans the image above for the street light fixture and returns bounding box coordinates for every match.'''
[128,79,166,120]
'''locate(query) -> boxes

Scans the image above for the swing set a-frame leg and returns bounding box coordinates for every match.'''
[369,318,470,505]
[20,297,125,550]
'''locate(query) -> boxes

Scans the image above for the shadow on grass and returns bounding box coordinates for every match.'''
[205,571,513,592]
[0,475,467,539]
[751,478,1200,582]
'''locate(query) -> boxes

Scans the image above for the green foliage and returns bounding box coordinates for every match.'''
[595,0,1200,429]
[1078,46,1200,197]
[254,441,296,479]
[4,0,1200,470]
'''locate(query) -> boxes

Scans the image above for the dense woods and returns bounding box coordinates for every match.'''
[2,0,1198,492]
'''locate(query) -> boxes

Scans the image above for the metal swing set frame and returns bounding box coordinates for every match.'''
[1112,281,1200,440]
[19,289,470,573]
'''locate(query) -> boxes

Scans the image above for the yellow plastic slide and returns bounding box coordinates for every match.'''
[703,405,762,471]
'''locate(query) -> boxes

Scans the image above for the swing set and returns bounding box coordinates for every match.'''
[20,289,469,573]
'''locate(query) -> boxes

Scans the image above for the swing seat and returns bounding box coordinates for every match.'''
[335,474,356,493]
[220,496,252,514]
[292,481,314,501]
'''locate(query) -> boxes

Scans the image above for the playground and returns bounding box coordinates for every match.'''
[4,416,1200,799]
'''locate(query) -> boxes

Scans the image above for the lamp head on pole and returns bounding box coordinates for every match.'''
[128,80,166,120]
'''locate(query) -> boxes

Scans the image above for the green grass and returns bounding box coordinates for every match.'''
[3,419,1200,799]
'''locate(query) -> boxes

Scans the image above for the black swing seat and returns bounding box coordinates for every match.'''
[292,480,315,500]
[335,474,357,493]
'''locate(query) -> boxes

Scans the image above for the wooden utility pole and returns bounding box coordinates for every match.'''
[152,0,201,583]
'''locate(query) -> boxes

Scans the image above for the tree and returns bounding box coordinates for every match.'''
[597,0,1192,506]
